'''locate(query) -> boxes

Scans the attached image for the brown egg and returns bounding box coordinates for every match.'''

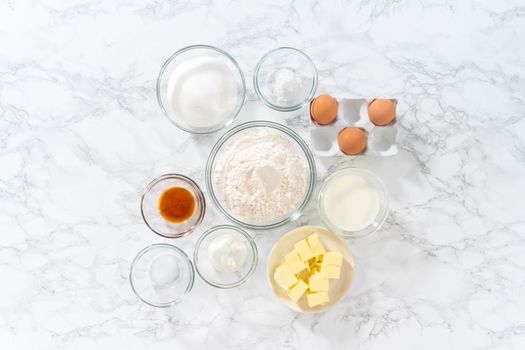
[338,127,367,155]
[368,99,396,126]
[310,95,338,125]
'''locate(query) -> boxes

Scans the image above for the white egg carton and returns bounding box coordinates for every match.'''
[309,98,401,157]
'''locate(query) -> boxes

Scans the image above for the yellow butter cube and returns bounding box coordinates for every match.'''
[308,271,329,292]
[306,291,330,307]
[274,264,298,289]
[320,263,341,279]
[285,250,308,274]
[307,233,326,257]
[297,268,311,281]
[307,258,319,271]
[287,278,308,302]
[294,239,315,261]
[307,260,320,274]
[323,251,343,266]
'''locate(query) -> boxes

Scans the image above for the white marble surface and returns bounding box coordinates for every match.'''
[1,0,525,349]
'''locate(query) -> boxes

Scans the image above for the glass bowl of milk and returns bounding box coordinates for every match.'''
[318,168,389,238]
[157,45,246,134]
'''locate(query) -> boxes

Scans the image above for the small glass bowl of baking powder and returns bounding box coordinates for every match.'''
[206,121,317,230]
[254,47,318,112]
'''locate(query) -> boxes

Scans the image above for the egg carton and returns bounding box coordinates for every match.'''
[309,98,401,157]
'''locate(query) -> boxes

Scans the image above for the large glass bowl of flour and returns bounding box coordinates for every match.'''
[206,121,317,230]
[157,45,246,134]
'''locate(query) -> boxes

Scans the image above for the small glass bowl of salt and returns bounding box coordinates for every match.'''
[129,243,195,307]
[193,225,258,289]
[254,47,318,112]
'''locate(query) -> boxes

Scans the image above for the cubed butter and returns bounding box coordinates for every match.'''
[310,266,320,276]
[320,263,341,279]
[309,271,329,292]
[294,239,315,261]
[285,250,308,274]
[297,268,311,281]
[307,233,326,257]
[307,257,318,269]
[323,251,343,266]
[274,264,298,289]
[306,291,330,307]
[287,278,308,302]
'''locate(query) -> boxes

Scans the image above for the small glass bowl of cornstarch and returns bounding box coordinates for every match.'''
[206,121,317,230]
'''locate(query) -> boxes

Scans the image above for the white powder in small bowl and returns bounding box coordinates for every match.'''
[272,68,302,105]
[212,128,309,224]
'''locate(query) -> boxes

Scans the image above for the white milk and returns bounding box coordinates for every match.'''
[167,56,238,129]
[323,174,379,231]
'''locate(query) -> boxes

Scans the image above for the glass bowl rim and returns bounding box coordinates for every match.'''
[140,173,206,239]
[193,224,258,289]
[205,120,317,230]
[129,243,195,308]
[317,167,389,239]
[253,46,318,112]
[156,44,247,134]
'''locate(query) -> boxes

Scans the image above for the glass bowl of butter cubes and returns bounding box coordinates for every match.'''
[267,226,354,313]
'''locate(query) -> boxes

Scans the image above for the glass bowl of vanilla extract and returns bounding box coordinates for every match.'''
[140,173,206,238]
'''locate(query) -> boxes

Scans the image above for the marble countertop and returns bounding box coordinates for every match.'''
[1,0,525,349]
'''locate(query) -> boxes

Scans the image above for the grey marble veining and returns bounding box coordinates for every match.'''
[1,0,525,349]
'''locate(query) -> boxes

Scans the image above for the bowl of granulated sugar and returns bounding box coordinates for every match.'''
[205,121,316,230]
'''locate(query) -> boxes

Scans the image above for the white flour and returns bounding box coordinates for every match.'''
[213,128,309,223]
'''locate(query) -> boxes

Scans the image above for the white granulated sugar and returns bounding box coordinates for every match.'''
[167,56,238,129]
[213,128,309,223]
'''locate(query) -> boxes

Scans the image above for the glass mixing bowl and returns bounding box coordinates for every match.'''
[254,47,318,112]
[318,167,389,238]
[193,225,258,289]
[156,45,246,134]
[130,243,195,308]
[205,121,317,230]
[141,174,206,239]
